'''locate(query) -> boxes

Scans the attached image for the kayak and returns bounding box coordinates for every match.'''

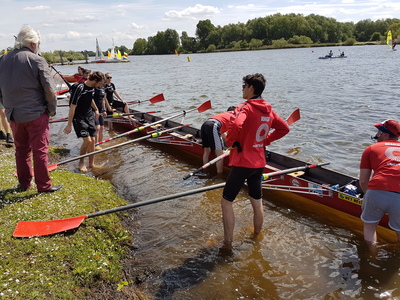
[108,109,390,231]
[318,56,347,59]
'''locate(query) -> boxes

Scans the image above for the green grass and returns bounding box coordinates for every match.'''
[0,146,143,299]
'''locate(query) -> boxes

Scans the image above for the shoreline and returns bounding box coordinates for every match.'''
[0,144,148,299]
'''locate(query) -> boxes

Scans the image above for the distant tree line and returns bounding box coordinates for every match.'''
[132,13,400,55]
[3,13,400,61]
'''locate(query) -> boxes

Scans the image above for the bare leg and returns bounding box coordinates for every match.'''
[87,136,96,168]
[203,147,211,165]
[363,222,378,243]
[215,149,224,174]
[250,197,264,236]
[79,137,92,171]
[221,197,234,248]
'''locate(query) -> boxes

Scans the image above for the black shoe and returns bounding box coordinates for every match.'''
[40,185,62,193]
[14,184,30,192]
[6,133,13,143]
[0,130,5,140]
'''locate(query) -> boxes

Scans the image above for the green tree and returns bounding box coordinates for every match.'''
[133,38,147,55]
[249,38,263,49]
[196,19,216,49]
[180,31,197,53]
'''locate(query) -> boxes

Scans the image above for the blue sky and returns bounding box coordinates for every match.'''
[1,0,399,52]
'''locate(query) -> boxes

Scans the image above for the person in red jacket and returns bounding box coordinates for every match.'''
[220,73,290,252]
[359,119,400,244]
[201,106,235,174]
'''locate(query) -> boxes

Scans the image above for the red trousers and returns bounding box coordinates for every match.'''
[10,113,52,191]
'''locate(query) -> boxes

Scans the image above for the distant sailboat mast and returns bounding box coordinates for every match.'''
[95,38,105,61]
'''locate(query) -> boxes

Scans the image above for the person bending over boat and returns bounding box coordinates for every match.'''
[220,73,290,252]
[63,71,105,172]
[200,106,235,174]
[359,119,400,244]
[104,73,130,116]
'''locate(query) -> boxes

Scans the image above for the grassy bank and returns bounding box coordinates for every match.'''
[0,145,146,299]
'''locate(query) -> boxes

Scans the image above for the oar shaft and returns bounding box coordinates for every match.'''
[89,162,330,218]
[58,125,186,166]
[88,183,226,218]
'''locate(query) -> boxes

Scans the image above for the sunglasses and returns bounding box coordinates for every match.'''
[106,77,112,79]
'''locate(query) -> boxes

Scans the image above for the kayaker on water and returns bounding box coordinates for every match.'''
[220,73,290,253]
[200,106,235,175]
[359,119,400,245]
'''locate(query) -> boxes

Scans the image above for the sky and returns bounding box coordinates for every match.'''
[0,0,399,52]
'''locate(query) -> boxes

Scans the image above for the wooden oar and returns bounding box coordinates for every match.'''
[12,162,328,237]
[104,111,161,118]
[46,124,189,171]
[50,111,161,123]
[96,100,211,146]
[127,93,165,104]
[183,108,300,180]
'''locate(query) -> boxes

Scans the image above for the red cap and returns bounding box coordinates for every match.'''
[373,119,400,137]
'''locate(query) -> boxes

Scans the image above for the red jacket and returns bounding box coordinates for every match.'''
[226,98,290,168]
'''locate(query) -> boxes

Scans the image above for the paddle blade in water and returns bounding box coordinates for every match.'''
[287,108,300,125]
[13,215,88,238]
[197,100,212,113]
[149,93,165,103]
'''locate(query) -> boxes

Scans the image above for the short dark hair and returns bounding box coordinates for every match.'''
[90,71,105,82]
[227,106,236,111]
[243,73,266,96]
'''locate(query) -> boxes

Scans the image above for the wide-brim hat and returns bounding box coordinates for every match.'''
[373,119,400,137]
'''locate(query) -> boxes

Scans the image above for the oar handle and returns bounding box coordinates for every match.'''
[88,182,226,218]
[183,149,230,180]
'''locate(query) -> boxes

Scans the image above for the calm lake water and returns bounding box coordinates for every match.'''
[52,45,400,299]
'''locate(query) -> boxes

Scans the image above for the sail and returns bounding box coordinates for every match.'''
[95,38,105,61]
[387,30,393,49]
[123,52,129,60]
[117,50,122,59]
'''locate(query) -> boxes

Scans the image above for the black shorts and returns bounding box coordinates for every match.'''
[109,100,127,112]
[95,114,104,126]
[201,119,224,150]
[73,115,96,138]
[222,166,264,201]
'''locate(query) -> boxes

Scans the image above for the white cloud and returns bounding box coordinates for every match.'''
[23,5,50,11]
[164,4,222,20]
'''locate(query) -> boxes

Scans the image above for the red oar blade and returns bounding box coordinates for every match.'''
[48,163,59,172]
[197,100,212,113]
[149,93,165,103]
[13,215,87,238]
[286,108,300,126]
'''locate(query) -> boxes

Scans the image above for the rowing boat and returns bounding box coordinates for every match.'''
[109,109,390,232]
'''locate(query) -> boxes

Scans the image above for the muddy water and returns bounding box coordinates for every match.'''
[52,46,400,299]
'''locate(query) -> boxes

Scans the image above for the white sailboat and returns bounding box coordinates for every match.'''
[92,38,107,63]
[106,39,130,63]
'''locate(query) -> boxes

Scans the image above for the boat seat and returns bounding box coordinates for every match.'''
[288,171,305,177]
